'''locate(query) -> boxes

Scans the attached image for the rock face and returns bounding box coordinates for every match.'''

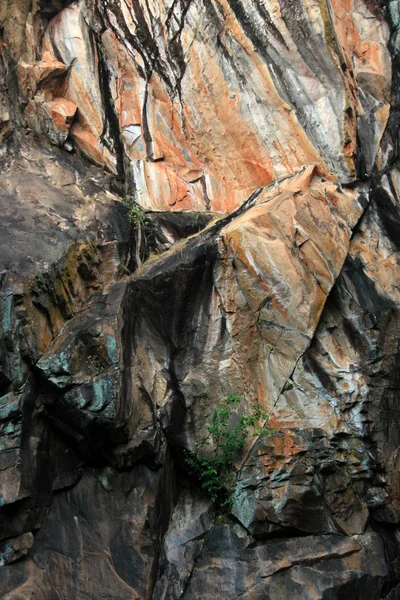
[0,0,393,207]
[1,0,400,599]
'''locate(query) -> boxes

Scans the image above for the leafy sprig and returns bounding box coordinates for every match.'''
[185,391,271,511]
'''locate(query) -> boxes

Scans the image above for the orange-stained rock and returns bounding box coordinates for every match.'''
[70,123,116,172]
[42,4,104,140]
[206,167,363,416]
[232,428,369,536]
[24,96,77,146]
[39,2,116,166]
[16,51,74,145]
[1,1,400,598]
[329,0,392,173]
[43,97,77,144]
[31,0,391,210]
[44,98,77,132]
[17,52,69,102]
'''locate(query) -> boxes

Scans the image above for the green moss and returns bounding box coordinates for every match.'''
[215,513,234,525]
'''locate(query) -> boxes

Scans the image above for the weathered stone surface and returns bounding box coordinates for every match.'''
[1,0,400,599]
[2,147,399,597]
[153,487,215,599]
[0,0,392,207]
[232,428,370,537]
[268,163,400,529]
[182,526,388,599]
[0,464,176,599]
[0,533,33,567]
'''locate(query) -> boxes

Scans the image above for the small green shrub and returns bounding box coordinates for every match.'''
[127,202,148,230]
[122,192,148,228]
[185,391,270,511]
[122,192,149,265]
[191,211,201,229]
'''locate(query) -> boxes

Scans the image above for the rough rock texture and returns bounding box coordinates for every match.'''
[1,0,400,599]
[0,0,393,207]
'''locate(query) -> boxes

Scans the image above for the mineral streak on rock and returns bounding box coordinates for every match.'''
[0,0,392,207]
[0,0,400,599]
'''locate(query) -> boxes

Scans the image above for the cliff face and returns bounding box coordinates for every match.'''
[1,1,400,599]
[1,0,394,207]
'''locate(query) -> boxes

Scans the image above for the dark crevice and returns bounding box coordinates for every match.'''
[142,83,154,160]
[96,39,125,179]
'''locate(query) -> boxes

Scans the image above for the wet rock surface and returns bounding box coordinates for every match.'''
[1,0,400,599]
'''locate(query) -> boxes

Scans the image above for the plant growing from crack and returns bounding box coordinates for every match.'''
[191,211,201,229]
[123,191,149,266]
[185,391,271,511]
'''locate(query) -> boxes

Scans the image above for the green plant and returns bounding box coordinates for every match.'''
[122,192,149,266]
[185,391,270,511]
[191,211,201,229]
[127,202,148,230]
